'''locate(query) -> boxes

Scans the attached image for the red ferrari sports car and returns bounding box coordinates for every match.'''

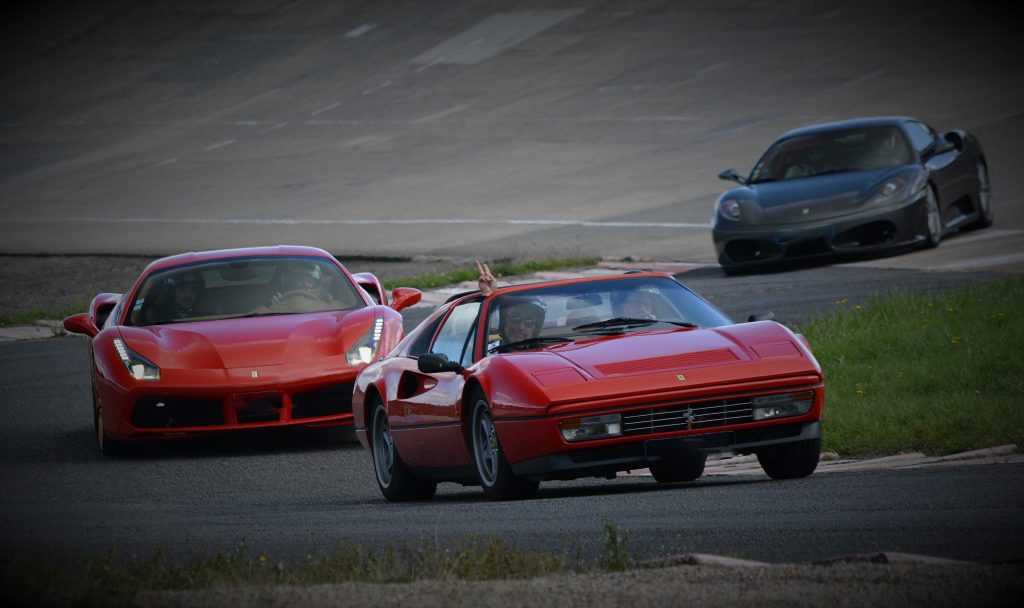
[354,272,825,501]
[63,245,421,455]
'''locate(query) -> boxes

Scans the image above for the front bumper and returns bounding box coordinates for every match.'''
[511,420,820,480]
[713,194,926,270]
[103,370,360,440]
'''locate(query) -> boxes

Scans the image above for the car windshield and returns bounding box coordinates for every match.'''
[126,256,365,326]
[748,125,913,183]
[485,276,732,353]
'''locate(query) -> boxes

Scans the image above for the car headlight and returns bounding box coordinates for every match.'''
[868,176,910,205]
[112,338,160,381]
[718,198,743,220]
[346,317,384,365]
[559,414,622,442]
[752,391,814,420]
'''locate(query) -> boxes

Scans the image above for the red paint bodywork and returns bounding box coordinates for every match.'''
[353,272,824,483]
[64,246,420,443]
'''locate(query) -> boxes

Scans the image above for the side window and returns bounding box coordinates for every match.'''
[407,314,446,358]
[904,121,935,154]
[431,301,482,363]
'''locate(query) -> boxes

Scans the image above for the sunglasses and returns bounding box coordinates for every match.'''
[507,313,536,328]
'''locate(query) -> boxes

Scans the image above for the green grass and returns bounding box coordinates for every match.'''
[0,302,89,328]
[381,257,598,291]
[799,275,1024,456]
[0,528,626,607]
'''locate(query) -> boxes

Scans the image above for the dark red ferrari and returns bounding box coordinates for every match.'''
[353,272,825,501]
[63,246,421,455]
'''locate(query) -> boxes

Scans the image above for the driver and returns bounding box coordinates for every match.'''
[621,288,659,320]
[255,261,334,313]
[497,297,545,345]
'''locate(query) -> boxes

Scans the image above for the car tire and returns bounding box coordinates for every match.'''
[922,185,943,249]
[757,437,821,480]
[96,407,127,457]
[469,390,539,501]
[649,450,706,483]
[370,400,436,501]
[965,161,993,230]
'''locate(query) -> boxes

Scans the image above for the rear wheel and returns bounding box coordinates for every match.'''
[965,161,993,230]
[922,185,943,248]
[470,390,539,500]
[649,450,706,483]
[757,438,821,480]
[370,401,436,501]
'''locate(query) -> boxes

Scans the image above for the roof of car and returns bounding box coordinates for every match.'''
[142,245,337,275]
[776,116,915,141]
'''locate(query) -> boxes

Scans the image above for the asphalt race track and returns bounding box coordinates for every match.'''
[1,0,1022,270]
[1,0,1023,567]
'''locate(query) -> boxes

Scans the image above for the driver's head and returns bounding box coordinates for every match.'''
[622,288,658,320]
[171,271,204,312]
[498,298,544,344]
[282,261,322,296]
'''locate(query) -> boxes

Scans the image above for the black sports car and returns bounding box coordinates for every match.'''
[712,116,992,274]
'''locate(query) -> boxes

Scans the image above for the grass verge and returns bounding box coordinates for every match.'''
[381,257,598,291]
[0,302,89,328]
[1,526,632,607]
[800,275,1024,456]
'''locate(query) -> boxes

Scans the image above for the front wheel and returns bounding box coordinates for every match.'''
[921,185,943,249]
[96,408,127,457]
[965,161,993,230]
[757,438,821,480]
[370,401,436,501]
[470,391,538,501]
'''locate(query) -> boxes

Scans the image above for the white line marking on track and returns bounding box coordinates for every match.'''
[2,217,711,229]
[154,158,177,167]
[416,104,469,123]
[345,24,376,38]
[361,81,391,95]
[204,139,237,151]
[259,122,288,134]
[311,101,341,117]
[924,251,1024,270]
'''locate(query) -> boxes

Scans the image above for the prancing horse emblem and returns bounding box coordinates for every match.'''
[251,370,259,378]
[676,374,686,381]
[683,406,695,430]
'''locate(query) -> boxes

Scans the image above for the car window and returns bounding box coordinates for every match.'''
[904,121,936,153]
[430,301,482,363]
[406,313,446,358]
[749,125,912,182]
[127,256,365,325]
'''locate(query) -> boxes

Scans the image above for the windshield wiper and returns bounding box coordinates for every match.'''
[572,317,697,332]
[225,311,300,319]
[496,336,573,353]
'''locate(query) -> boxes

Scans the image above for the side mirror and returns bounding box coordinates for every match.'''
[927,137,957,157]
[417,352,464,374]
[718,169,747,185]
[390,287,422,313]
[63,312,99,338]
[747,311,775,323]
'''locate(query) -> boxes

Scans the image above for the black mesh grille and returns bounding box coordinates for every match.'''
[291,383,353,419]
[131,396,224,428]
[235,393,282,423]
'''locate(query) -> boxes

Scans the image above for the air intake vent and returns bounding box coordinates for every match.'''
[595,348,738,376]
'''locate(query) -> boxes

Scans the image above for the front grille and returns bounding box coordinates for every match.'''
[292,384,353,419]
[234,392,282,423]
[622,397,754,436]
[131,396,224,428]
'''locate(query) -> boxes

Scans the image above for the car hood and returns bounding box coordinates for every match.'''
[117,309,372,370]
[750,168,898,223]
[490,322,822,412]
